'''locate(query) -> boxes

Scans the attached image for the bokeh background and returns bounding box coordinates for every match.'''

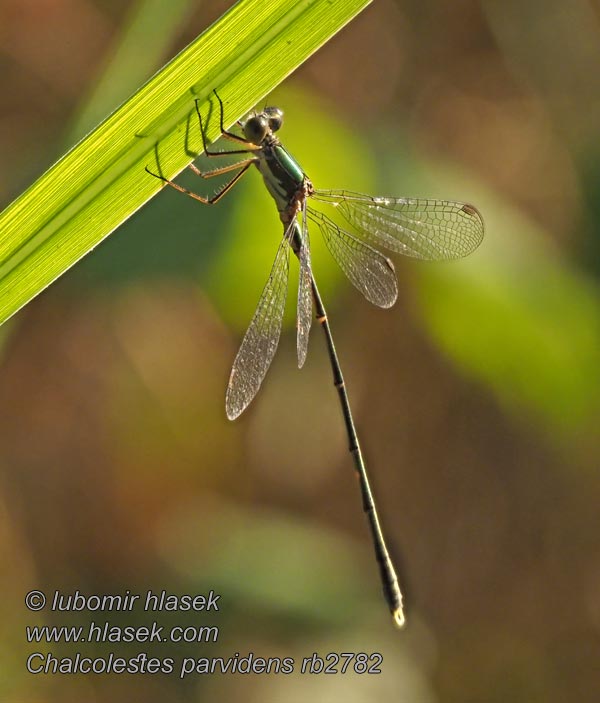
[2,0,600,700]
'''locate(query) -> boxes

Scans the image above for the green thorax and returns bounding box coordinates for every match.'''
[255,141,306,214]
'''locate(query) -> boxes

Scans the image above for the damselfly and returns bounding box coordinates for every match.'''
[146,91,484,627]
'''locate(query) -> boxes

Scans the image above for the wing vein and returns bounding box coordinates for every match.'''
[312,190,484,261]
[225,224,294,419]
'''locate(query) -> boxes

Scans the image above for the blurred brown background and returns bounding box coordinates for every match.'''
[1,0,600,701]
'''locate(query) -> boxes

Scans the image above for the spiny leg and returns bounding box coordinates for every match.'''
[194,94,259,156]
[145,159,254,205]
[146,90,260,204]
[212,89,255,146]
[188,157,257,181]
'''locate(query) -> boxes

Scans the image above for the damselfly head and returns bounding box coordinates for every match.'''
[243,113,269,144]
[243,107,284,145]
[263,107,283,132]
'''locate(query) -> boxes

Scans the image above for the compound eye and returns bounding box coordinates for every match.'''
[243,115,268,144]
[265,107,283,132]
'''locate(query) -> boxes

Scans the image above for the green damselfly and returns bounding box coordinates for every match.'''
[147,92,484,627]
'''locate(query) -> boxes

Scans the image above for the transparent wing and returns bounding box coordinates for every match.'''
[225,226,293,420]
[296,201,313,369]
[312,190,484,261]
[308,208,398,308]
